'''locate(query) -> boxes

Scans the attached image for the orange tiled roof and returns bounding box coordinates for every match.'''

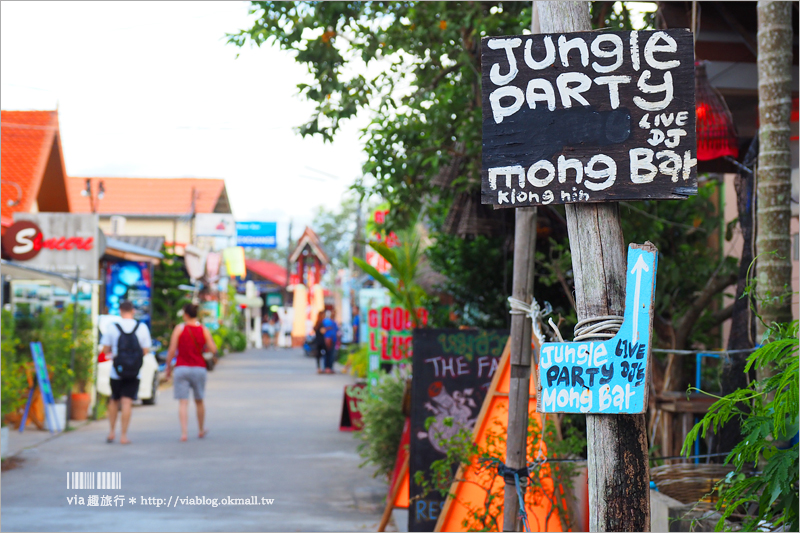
[1,110,60,225]
[66,177,228,216]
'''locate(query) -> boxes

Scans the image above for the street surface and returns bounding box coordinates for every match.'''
[1,348,388,532]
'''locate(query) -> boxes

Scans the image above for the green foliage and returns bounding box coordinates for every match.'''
[343,344,368,378]
[414,411,584,532]
[8,305,94,399]
[212,324,247,354]
[1,310,27,424]
[311,191,363,275]
[683,320,799,532]
[427,233,511,329]
[354,228,427,327]
[356,368,407,478]
[152,245,191,346]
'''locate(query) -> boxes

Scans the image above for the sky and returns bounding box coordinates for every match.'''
[1,1,368,245]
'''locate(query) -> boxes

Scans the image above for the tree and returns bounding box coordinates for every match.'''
[311,191,362,275]
[152,245,191,345]
[755,1,794,338]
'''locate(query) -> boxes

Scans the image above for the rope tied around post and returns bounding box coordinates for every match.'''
[573,315,624,342]
[491,459,532,532]
[508,297,552,346]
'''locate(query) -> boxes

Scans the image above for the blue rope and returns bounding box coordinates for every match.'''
[513,471,531,532]
[493,461,531,532]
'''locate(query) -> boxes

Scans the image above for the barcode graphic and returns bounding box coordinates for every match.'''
[67,472,121,490]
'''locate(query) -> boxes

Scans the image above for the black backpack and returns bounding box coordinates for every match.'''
[114,322,144,379]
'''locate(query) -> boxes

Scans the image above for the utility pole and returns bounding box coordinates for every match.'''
[536,3,650,531]
[501,3,541,528]
[285,219,293,306]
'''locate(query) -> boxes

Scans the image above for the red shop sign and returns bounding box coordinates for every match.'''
[2,220,94,261]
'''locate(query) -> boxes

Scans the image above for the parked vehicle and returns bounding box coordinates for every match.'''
[95,315,162,405]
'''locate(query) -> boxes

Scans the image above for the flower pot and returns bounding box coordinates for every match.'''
[1,426,9,458]
[50,403,67,432]
[70,393,91,421]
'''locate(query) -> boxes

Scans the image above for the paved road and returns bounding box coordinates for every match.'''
[1,348,388,532]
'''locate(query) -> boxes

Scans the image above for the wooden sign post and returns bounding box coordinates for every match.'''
[482,3,696,530]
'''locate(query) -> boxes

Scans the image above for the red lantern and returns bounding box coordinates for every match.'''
[695,61,738,160]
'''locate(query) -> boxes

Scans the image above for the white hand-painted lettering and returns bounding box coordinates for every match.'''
[558,35,589,67]
[487,38,521,85]
[557,155,584,184]
[664,128,687,148]
[528,160,556,187]
[647,128,665,146]
[488,166,525,190]
[675,111,689,126]
[489,85,524,123]
[656,150,681,182]
[633,70,674,111]
[593,75,631,109]
[584,154,617,191]
[524,36,555,70]
[630,31,640,71]
[590,34,624,73]
[556,72,592,108]
[542,190,554,204]
[526,79,556,111]
[643,31,680,70]
[630,148,658,184]
[682,150,697,181]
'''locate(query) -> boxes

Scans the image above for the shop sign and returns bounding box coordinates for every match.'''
[5,214,100,279]
[236,221,277,249]
[195,214,236,237]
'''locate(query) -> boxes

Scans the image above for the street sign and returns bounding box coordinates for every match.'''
[537,243,657,414]
[20,342,60,433]
[365,306,429,389]
[339,383,367,431]
[236,221,277,248]
[409,328,508,532]
[481,29,696,207]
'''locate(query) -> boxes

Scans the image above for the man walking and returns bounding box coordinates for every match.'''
[322,309,339,374]
[100,301,151,444]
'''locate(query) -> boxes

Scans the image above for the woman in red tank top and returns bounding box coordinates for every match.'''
[166,303,217,442]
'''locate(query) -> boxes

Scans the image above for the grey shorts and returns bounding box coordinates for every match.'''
[173,366,207,400]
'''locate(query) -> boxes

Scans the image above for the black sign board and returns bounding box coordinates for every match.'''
[409,329,508,532]
[481,29,696,207]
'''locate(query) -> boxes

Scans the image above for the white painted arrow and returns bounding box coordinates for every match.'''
[630,254,650,343]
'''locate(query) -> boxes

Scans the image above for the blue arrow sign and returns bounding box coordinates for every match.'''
[536,243,658,414]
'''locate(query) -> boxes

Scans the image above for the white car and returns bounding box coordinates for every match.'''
[95,315,161,405]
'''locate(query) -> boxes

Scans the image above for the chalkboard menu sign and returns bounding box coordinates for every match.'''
[481,29,696,206]
[409,329,508,532]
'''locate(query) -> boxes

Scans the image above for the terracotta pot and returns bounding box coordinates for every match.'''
[70,393,91,421]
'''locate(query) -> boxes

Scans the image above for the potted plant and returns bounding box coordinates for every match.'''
[67,307,94,421]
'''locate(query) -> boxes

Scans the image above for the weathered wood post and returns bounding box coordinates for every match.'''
[501,4,544,529]
[536,3,650,530]
[502,206,537,531]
